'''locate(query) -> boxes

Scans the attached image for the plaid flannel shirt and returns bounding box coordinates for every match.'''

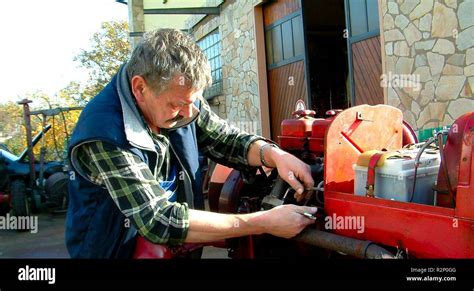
[76,99,263,244]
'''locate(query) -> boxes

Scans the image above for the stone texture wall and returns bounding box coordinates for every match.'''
[381,0,474,131]
[188,0,262,135]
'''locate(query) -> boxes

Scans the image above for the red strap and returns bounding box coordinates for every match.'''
[366,153,384,197]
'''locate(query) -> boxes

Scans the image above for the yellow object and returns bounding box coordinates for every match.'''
[356,150,403,167]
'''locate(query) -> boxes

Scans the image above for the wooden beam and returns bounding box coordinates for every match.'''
[144,7,220,15]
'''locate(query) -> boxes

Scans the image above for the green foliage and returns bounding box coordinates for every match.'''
[0,101,24,155]
[0,93,81,162]
[73,21,130,104]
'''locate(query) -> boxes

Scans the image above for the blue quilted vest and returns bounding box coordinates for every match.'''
[66,65,204,258]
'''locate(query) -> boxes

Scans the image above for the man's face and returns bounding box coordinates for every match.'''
[136,76,203,130]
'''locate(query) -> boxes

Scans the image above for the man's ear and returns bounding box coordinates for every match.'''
[131,75,147,102]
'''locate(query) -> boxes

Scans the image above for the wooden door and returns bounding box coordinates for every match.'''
[263,0,308,140]
[345,0,384,105]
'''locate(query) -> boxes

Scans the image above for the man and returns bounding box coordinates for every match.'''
[66,28,316,258]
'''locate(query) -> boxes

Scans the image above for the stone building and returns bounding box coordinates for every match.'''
[121,0,473,140]
[381,0,473,135]
[186,0,263,135]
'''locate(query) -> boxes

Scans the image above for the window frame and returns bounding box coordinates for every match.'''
[197,29,223,100]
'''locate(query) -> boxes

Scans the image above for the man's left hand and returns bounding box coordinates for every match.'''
[269,147,314,201]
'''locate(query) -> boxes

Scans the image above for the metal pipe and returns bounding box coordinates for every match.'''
[293,228,396,259]
[17,99,36,188]
[269,176,287,199]
[38,114,47,191]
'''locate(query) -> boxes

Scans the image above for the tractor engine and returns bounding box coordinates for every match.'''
[209,100,344,258]
[208,101,474,259]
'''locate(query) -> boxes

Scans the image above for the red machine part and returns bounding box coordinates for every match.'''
[279,108,415,157]
[207,163,233,213]
[279,109,317,150]
[280,109,317,137]
[451,112,474,220]
[324,106,474,258]
[279,109,339,154]
[324,105,404,193]
[208,103,471,258]
[436,112,474,209]
[308,116,336,156]
[402,120,418,145]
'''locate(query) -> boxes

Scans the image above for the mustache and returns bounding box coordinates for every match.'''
[167,115,184,123]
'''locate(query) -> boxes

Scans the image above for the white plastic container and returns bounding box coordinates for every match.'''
[353,149,440,205]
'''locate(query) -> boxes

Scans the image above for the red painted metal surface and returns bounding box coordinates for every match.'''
[190,102,472,258]
[308,118,333,156]
[279,108,317,150]
[436,112,474,210]
[208,164,233,212]
[402,120,418,145]
[279,104,338,154]
[453,112,474,221]
[280,110,316,137]
[324,105,403,193]
[323,192,473,258]
[324,106,474,258]
[218,170,244,214]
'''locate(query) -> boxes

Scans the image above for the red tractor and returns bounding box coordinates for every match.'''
[207,102,474,259]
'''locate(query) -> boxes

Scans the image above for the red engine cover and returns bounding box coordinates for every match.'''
[308,117,335,155]
[279,102,341,153]
[280,110,316,137]
[279,109,316,150]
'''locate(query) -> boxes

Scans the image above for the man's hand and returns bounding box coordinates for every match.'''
[269,147,314,201]
[248,141,314,201]
[261,204,318,238]
[185,204,317,242]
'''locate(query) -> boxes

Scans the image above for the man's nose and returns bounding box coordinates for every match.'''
[180,105,193,118]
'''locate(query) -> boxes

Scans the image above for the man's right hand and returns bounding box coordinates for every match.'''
[260,204,318,239]
[185,204,317,243]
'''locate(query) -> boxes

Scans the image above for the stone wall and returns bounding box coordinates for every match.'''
[381,0,474,131]
[188,0,262,135]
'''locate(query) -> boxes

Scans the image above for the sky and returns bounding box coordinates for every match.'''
[0,0,128,104]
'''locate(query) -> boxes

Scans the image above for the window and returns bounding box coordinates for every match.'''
[265,13,305,68]
[197,29,222,99]
[348,0,379,38]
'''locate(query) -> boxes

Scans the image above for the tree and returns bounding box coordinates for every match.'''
[0,101,24,155]
[72,20,130,104]
[0,92,80,162]
[0,21,130,161]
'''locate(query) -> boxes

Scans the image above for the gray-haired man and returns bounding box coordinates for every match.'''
[66,28,316,258]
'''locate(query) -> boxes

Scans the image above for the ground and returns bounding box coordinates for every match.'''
[0,212,67,258]
[0,202,228,259]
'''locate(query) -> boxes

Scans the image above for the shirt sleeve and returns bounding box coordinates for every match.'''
[75,140,189,245]
[196,98,266,172]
